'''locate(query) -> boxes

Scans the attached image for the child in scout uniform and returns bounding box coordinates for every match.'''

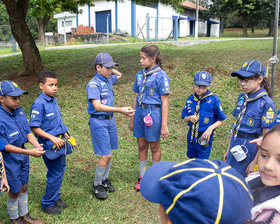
[224,60,275,178]
[0,80,44,224]
[140,159,253,224]
[128,44,170,191]
[0,139,9,192]
[181,71,227,159]
[87,52,135,200]
[29,70,75,215]
[246,125,280,223]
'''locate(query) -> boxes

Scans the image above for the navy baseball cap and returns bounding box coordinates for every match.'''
[140,159,253,224]
[231,60,265,78]
[194,71,211,87]
[94,52,118,67]
[0,80,28,96]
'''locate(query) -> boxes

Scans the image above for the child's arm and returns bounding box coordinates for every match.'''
[201,119,227,141]
[128,93,138,131]
[161,94,170,138]
[0,152,9,192]
[31,127,65,149]
[4,144,44,157]
[91,99,135,117]
[183,115,199,123]
[112,69,122,80]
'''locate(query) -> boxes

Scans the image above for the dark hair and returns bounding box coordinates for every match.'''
[237,74,272,97]
[262,124,280,143]
[95,64,103,70]
[38,70,57,84]
[141,44,162,68]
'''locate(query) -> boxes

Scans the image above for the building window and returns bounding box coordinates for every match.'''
[62,20,73,27]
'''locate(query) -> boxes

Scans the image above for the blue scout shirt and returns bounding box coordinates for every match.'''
[181,91,227,132]
[29,92,68,141]
[232,87,275,136]
[132,65,170,105]
[269,109,280,128]
[0,106,31,148]
[87,73,117,116]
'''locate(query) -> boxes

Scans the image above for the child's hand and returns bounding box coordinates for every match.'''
[29,147,45,157]
[161,126,170,139]
[51,136,65,149]
[249,137,263,147]
[121,107,135,117]
[128,118,133,131]
[0,177,9,192]
[190,115,199,123]
[201,127,213,141]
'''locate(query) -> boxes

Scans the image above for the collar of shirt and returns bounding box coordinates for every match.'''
[247,87,266,98]
[194,90,212,100]
[144,64,160,74]
[0,105,16,116]
[40,92,55,102]
[95,73,108,82]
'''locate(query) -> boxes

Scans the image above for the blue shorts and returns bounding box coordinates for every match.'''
[187,131,213,159]
[89,116,118,155]
[226,136,258,178]
[3,153,29,193]
[133,105,162,142]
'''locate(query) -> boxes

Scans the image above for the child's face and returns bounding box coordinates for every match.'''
[40,77,58,97]
[193,84,209,97]
[237,76,262,95]
[0,95,20,112]
[140,51,156,70]
[96,65,113,79]
[258,131,280,186]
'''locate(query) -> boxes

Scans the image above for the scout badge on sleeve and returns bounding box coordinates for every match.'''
[44,133,77,160]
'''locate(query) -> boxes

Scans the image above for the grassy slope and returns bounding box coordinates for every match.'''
[0,39,279,223]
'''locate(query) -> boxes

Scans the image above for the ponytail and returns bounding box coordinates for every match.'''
[262,77,273,98]
[141,44,162,68]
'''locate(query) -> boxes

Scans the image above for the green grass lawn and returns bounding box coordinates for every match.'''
[0,39,279,223]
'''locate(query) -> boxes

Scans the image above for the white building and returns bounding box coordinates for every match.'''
[53,1,220,40]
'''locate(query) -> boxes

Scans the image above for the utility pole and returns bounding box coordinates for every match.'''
[195,0,199,39]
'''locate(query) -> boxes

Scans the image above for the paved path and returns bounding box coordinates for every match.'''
[0,37,274,58]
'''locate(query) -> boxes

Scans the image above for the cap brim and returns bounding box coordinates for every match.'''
[103,61,119,67]
[231,70,255,77]
[140,161,177,203]
[195,81,210,87]
[7,90,28,96]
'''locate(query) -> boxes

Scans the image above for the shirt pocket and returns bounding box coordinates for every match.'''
[244,112,260,129]
[7,129,22,146]
[199,111,214,128]
[43,112,58,130]
[145,81,157,96]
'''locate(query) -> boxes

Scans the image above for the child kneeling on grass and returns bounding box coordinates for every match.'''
[140,159,253,224]
[246,125,280,223]
[181,71,227,159]
[0,80,44,224]
[30,70,76,215]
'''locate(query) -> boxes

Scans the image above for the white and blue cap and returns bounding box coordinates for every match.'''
[94,52,118,67]
[194,71,212,87]
[231,60,265,77]
[0,80,28,96]
[140,159,253,224]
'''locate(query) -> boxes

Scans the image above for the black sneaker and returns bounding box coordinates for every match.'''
[42,204,61,215]
[102,179,116,192]
[10,217,23,224]
[56,199,67,209]
[92,184,108,200]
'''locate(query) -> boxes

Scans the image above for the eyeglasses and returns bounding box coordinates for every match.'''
[237,78,254,85]
[193,83,207,90]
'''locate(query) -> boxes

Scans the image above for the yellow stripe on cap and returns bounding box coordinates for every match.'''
[165,172,217,215]
[204,159,219,169]
[174,159,195,167]
[215,174,224,224]
[246,60,254,72]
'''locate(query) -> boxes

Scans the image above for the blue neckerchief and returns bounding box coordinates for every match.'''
[247,87,266,99]
[248,176,280,206]
[194,90,212,101]
[143,64,159,74]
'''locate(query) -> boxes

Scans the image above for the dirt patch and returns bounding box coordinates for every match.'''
[7,71,38,89]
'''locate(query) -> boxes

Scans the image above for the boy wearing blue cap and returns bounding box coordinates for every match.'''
[29,70,74,215]
[87,52,135,200]
[140,159,253,224]
[0,80,44,224]
[224,60,275,178]
[181,71,227,159]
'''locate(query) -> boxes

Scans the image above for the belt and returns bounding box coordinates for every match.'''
[236,131,258,139]
[139,104,161,109]
[91,115,113,120]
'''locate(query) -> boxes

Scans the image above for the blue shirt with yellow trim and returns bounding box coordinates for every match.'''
[29,92,68,141]
[232,87,275,136]
[181,91,227,132]
[132,65,169,105]
[86,73,117,116]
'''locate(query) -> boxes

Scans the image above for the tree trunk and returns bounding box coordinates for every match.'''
[220,17,225,33]
[251,23,255,33]
[2,0,43,76]
[242,13,248,37]
[38,16,51,46]
[267,22,274,37]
